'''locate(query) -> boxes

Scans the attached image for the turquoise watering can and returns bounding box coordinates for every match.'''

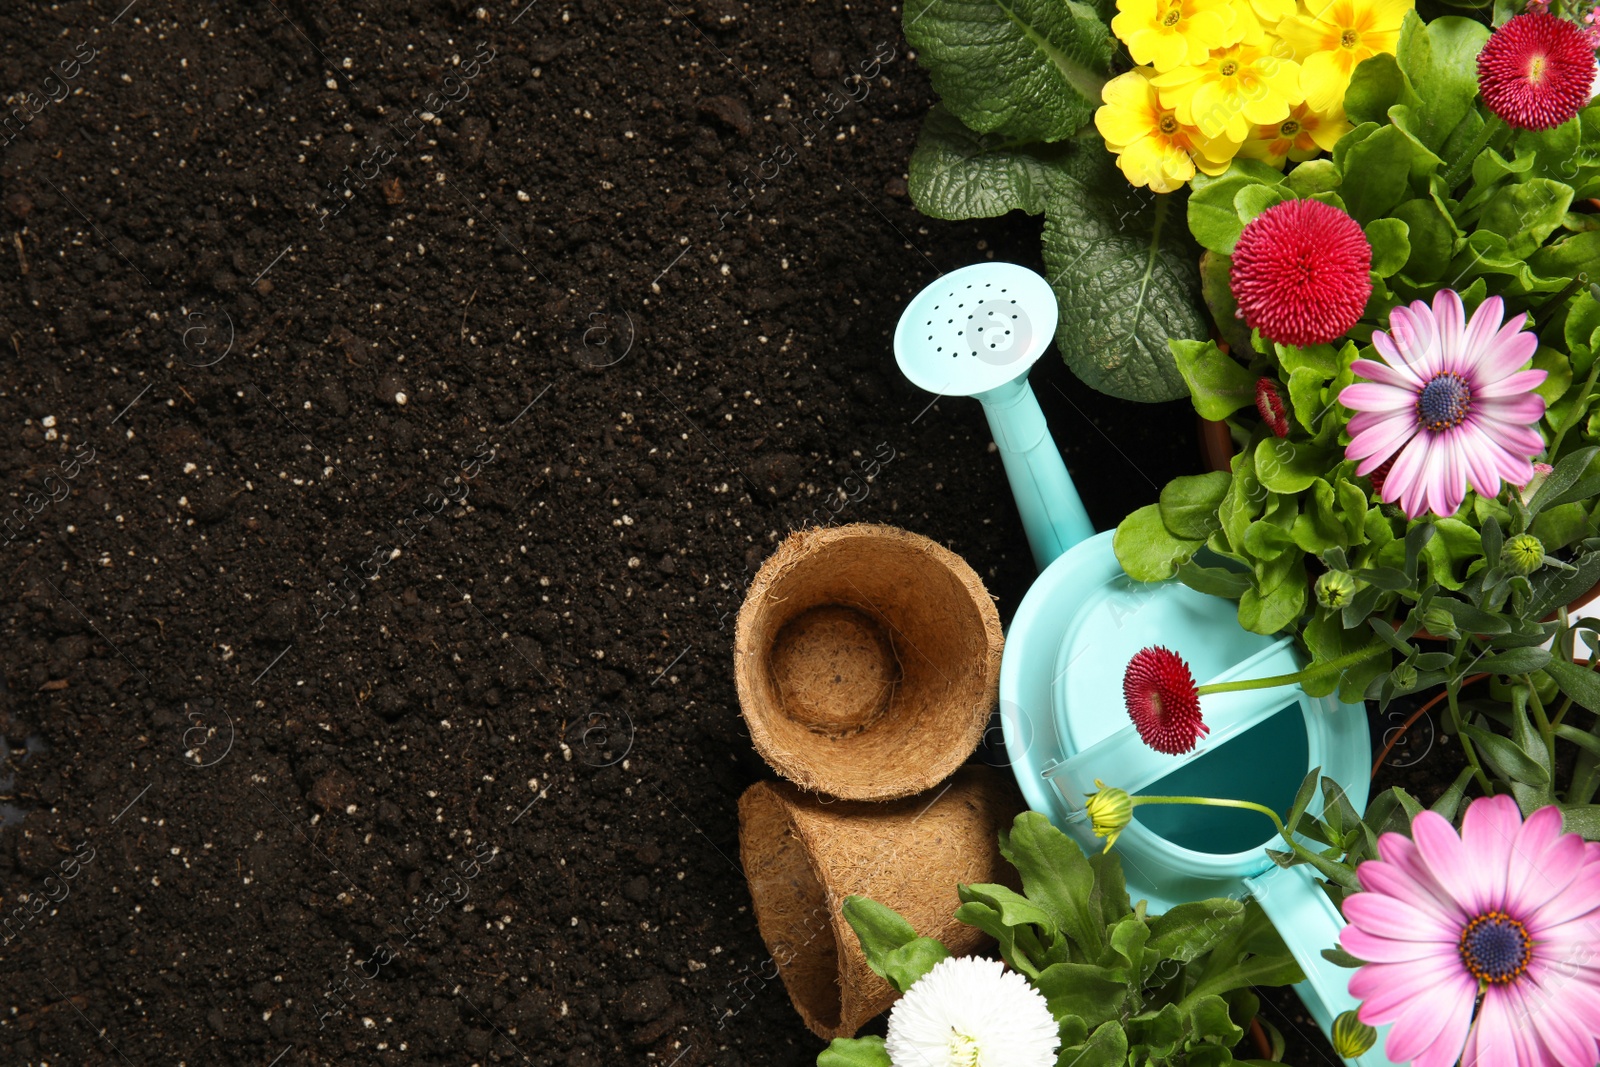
[893,263,1391,1067]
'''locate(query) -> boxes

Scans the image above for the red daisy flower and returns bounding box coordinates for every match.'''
[1231,200,1372,348]
[1256,377,1290,437]
[1477,13,1597,131]
[1123,646,1209,755]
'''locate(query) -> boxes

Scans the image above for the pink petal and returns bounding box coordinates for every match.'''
[1385,970,1479,1065]
[1473,326,1539,385]
[1462,988,1535,1067]
[1342,925,1452,963]
[1463,295,1508,364]
[1413,810,1496,914]
[1475,368,1548,399]
[1344,891,1460,943]
[1457,423,1506,499]
[1525,855,1600,930]
[1357,849,1468,925]
[1351,957,1459,1020]
[1430,436,1468,517]
[1433,288,1467,369]
[1408,974,1479,1067]
[1384,433,1432,516]
[1348,414,1417,465]
[1459,795,1522,912]
[1341,381,1416,413]
[1390,305,1443,378]
[1351,357,1422,389]
[1528,989,1599,1067]
[1507,806,1585,917]
[1374,326,1433,381]
[1476,393,1547,424]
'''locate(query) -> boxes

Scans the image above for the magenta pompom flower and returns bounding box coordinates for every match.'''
[1341,796,1600,1067]
[1339,289,1547,519]
[1231,199,1373,347]
[1123,647,1209,755]
[1477,12,1597,130]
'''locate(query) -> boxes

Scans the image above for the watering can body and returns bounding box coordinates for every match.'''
[894,263,1394,1067]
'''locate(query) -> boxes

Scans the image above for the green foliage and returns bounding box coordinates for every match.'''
[830,813,1300,1067]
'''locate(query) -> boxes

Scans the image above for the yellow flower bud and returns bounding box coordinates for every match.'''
[1084,780,1134,853]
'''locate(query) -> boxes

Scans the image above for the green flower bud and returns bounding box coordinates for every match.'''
[1504,533,1545,576]
[1315,570,1359,610]
[1421,606,1458,638]
[1392,662,1419,691]
[1084,780,1133,854]
[1332,1010,1377,1059]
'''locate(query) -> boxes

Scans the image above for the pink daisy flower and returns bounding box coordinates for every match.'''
[1338,290,1547,519]
[1341,796,1600,1067]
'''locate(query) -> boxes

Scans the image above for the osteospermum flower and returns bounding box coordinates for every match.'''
[1237,100,1353,167]
[1096,68,1240,192]
[1123,646,1209,754]
[1477,12,1597,130]
[1341,796,1600,1067]
[1339,290,1547,519]
[1278,0,1411,112]
[1231,199,1372,346]
[1153,42,1304,141]
[884,956,1059,1067]
[1112,0,1242,72]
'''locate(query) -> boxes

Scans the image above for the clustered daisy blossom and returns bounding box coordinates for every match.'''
[884,956,1060,1067]
[1477,11,1598,130]
[1231,198,1372,346]
[1341,795,1600,1067]
[1097,0,1411,191]
[1122,646,1209,754]
[1339,289,1547,519]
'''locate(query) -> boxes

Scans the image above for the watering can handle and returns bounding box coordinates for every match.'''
[1244,863,1396,1067]
[978,376,1094,571]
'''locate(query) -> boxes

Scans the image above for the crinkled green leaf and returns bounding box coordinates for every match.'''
[999,812,1104,957]
[907,105,1072,219]
[1032,962,1127,1028]
[1393,13,1491,153]
[1043,147,1208,401]
[1146,898,1246,963]
[1479,179,1573,258]
[1059,1020,1130,1067]
[903,0,1112,143]
[1343,52,1409,126]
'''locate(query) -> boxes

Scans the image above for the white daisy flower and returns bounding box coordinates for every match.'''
[884,955,1060,1067]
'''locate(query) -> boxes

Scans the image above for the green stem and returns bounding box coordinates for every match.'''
[1524,681,1557,769]
[1132,795,1327,867]
[1195,645,1382,697]
[1443,114,1505,196]
[1449,639,1496,794]
[1547,350,1600,461]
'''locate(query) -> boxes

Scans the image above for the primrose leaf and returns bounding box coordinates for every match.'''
[907,105,1072,219]
[1042,146,1208,401]
[902,0,1112,143]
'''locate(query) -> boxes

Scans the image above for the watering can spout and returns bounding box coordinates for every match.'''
[978,377,1095,571]
[892,263,1095,571]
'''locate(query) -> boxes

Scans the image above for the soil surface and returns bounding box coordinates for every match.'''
[0,2,1447,1064]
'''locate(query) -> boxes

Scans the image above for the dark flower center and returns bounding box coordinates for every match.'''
[1163,8,1182,25]
[1219,60,1239,76]
[1159,114,1180,134]
[1417,372,1472,432]
[1341,28,1359,48]
[1280,119,1301,136]
[1459,911,1533,984]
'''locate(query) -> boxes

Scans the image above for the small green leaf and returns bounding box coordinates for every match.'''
[1287,158,1341,197]
[1186,993,1246,1047]
[1032,963,1127,1028]
[1479,179,1574,257]
[1545,658,1600,716]
[1235,182,1291,227]
[1114,503,1204,581]
[1430,766,1478,821]
[1177,558,1253,598]
[841,896,951,993]
[1058,1020,1130,1067]
[1390,196,1458,283]
[1364,218,1410,278]
[1560,805,1600,841]
[1460,721,1551,786]
[1173,338,1258,419]
[1322,946,1367,968]
[1254,437,1327,494]
[818,1036,892,1067]
[1473,647,1553,675]
[1337,124,1416,222]
[1343,52,1408,125]
[1394,13,1492,152]
[1146,898,1246,963]
[1160,471,1232,539]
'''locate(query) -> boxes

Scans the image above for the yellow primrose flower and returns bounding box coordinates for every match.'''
[1096,68,1242,191]
[1237,100,1352,166]
[1277,0,1412,112]
[1112,0,1241,72]
[1152,42,1304,142]
[1242,0,1297,31]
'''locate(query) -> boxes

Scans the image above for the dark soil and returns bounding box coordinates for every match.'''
[0,2,1448,1065]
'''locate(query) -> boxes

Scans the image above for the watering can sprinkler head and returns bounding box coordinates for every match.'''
[893,263,1094,569]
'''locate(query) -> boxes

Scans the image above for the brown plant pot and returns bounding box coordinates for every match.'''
[734,523,1004,801]
[737,766,1024,1039]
